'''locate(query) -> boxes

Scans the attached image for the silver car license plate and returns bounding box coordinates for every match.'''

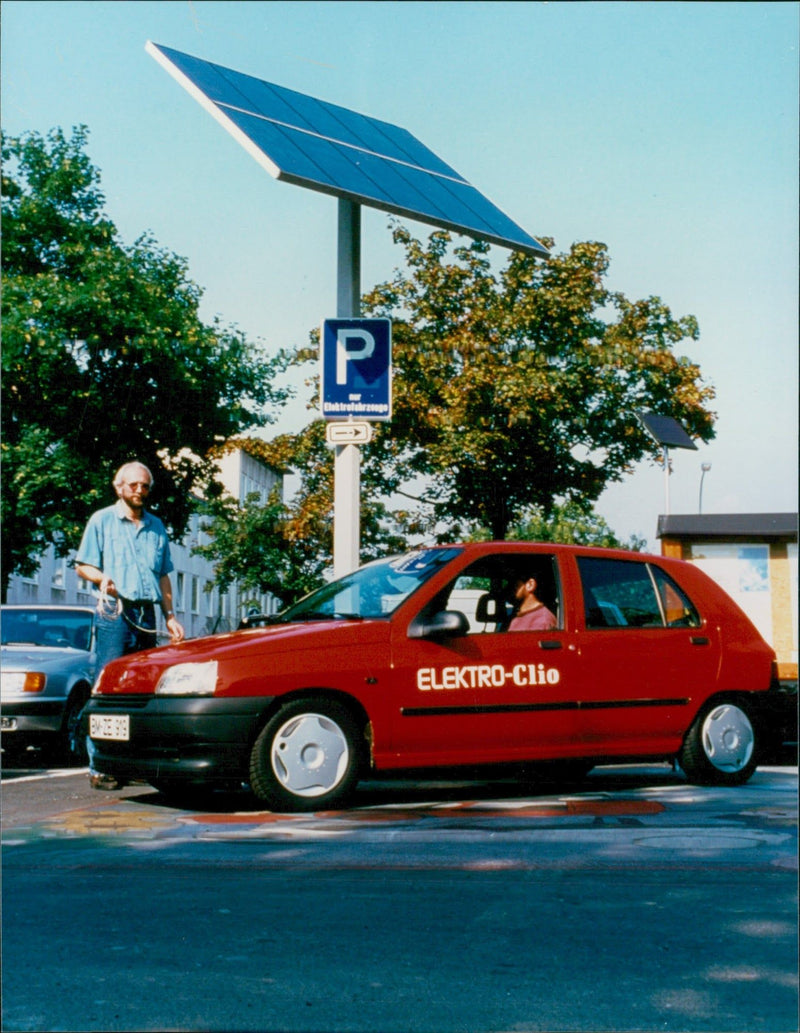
[89,714,130,741]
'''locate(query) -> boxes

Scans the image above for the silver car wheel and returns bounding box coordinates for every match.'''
[701,703,755,773]
[270,712,350,798]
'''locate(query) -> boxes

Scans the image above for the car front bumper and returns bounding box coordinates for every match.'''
[83,694,274,786]
[1,700,66,736]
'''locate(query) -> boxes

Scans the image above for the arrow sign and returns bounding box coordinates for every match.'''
[326,421,373,445]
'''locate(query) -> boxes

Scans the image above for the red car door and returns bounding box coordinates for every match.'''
[380,551,583,770]
[571,554,721,757]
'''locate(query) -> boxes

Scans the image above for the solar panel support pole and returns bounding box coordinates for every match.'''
[337,198,361,317]
[333,199,362,578]
[662,446,671,515]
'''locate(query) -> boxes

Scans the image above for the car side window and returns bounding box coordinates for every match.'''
[650,565,702,627]
[423,554,560,635]
[578,557,701,629]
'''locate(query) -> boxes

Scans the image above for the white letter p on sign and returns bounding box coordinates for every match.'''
[336,329,375,385]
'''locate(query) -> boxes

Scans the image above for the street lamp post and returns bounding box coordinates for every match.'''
[699,463,712,514]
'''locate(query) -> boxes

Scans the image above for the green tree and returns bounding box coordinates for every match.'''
[202,223,707,602]
[195,431,419,607]
[1,126,287,599]
[506,500,647,550]
[332,225,716,540]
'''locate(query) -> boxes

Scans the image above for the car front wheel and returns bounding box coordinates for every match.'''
[63,685,92,766]
[679,700,758,786]
[249,698,364,812]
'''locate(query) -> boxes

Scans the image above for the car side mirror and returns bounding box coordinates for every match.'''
[408,610,470,640]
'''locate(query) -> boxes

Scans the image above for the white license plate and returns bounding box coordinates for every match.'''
[90,714,130,741]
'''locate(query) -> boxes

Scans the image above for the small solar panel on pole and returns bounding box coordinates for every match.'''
[638,413,698,515]
[146,42,549,577]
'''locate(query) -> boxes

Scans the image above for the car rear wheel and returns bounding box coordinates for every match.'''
[249,698,363,812]
[679,700,758,786]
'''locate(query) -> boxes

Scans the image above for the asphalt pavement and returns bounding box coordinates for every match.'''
[2,761,797,1033]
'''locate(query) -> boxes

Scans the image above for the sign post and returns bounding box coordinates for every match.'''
[325,200,392,578]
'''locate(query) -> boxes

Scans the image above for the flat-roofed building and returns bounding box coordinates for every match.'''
[658,513,797,684]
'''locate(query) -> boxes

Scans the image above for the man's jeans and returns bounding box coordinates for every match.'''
[95,599,158,673]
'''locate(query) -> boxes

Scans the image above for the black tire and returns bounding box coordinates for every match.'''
[1,739,31,764]
[249,697,364,812]
[62,684,92,766]
[679,699,758,786]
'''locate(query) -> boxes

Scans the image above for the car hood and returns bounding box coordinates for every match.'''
[0,644,92,671]
[94,618,392,695]
[161,618,390,660]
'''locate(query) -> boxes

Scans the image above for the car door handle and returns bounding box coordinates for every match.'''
[690,636,710,646]
[539,639,562,650]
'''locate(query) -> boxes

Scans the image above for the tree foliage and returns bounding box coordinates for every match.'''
[324,225,715,540]
[194,432,419,607]
[506,500,647,550]
[203,224,713,601]
[1,126,287,598]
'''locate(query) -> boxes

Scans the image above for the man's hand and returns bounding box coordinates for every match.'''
[103,579,119,598]
[166,615,185,644]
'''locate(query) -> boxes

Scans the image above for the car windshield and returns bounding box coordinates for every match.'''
[0,609,94,650]
[276,548,463,622]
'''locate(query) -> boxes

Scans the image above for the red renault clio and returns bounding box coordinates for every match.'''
[83,542,780,811]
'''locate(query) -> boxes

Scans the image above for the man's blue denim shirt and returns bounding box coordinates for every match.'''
[75,500,174,602]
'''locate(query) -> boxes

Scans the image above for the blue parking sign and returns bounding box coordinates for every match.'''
[321,318,392,421]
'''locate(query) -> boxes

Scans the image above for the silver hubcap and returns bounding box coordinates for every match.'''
[270,713,349,798]
[701,704,754,773]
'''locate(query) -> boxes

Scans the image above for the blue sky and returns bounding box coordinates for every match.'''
[2,0,797,546]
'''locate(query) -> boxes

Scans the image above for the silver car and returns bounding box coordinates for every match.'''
[1,605,97,763]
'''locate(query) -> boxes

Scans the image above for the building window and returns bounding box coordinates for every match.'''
[191,576,199,614]
[51,557,67,590]
[22,562,40,586]
[175,572,185,611]
[77,572,94,603]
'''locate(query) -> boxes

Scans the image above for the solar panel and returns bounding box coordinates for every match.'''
[146,42,549,258]
[638,413,698,450]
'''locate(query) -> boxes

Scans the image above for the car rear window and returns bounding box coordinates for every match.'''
[577,557,701,630]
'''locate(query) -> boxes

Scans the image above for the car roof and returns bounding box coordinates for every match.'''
[432,541,665,562]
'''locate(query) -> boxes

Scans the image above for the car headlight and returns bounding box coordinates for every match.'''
[155,661,218,696]
[2,672,46,693]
